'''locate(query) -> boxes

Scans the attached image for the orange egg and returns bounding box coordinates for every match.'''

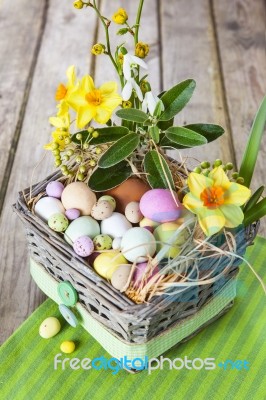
[104,178,150,213]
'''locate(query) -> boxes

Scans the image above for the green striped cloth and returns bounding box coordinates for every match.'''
[0,237,265,400]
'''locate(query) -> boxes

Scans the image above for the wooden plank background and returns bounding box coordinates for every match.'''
[0,0,265,343]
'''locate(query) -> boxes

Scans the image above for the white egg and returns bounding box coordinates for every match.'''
[112,237,122,250]
[121,227,156,263]
[101,212,132,238]
[64,216,100,245]
[35,197,65,222]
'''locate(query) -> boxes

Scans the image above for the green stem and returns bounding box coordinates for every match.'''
[135,0,145,45]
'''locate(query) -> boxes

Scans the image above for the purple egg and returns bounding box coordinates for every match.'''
[132,262,160,288]
[46,181,64,199]
[139,189,182,223]
[65,208,81,221]
[73,236,94,257]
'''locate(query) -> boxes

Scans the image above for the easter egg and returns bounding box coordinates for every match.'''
[104,178,150,213]
[46,181,64,199]
[65,208,80,221]
[39,317,61,339]
[139,217,160,229]
[121,227,156,263]
[101,212,132,238]
[64,216,100,245]
[112,237,122,250]
[153,222,188,258]
[125,202,143,223]
[139,189,182,223]
[60,341,76,354]
[35,197,65,222]
[93,252,128,280]
[132,262,160,288]
[93,234,113,250]
[91,201,113,220]
[61,182,96,216]
[73,236,94,257]
[111,264,132,292]
[98,195,116,211]
[48,213,69,232]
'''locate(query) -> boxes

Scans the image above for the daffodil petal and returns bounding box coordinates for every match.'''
[187,173,213,197]
[95,107,111,124]
[66,65,76,87]
[44,142,53,150]
[182,192,203,213]
[224,182,251,206]
[49,117,65,129]
[122,80,133,101]
[101,94,122,110]
[220,204,244,228]
[208,166,231,190]
[197,208,225,236]
[77,107,95,128]
[82,75,95,93]
[67,90,87,111]
[100,81,118,95]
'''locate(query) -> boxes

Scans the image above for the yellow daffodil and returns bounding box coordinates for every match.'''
[183,166,251,236]
[112,8,128,24]
[67,76,122,127]
[55,65,77,102]
[44,130,70,151]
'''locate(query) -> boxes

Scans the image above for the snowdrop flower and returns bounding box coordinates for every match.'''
[123,53,148,80]
[122,78,143,101]
[142,91,163,115]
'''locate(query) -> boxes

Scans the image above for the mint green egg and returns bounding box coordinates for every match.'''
[64,216,100,245]
[93,234,113,250]
[48,213,69,232]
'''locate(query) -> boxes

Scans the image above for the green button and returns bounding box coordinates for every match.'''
[57,281,78,306]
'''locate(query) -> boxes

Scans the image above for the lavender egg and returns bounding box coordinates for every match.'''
[139,189,182,223]
[132,262,160,288]
[65,208,80,221]
[73,236,94,257]
[46,181,64,199]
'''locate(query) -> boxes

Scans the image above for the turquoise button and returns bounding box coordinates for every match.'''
[59,304,78,328]
[57,281,78,306]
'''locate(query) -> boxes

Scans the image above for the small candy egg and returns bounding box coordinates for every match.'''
[112,237,122,250]
[60,341,76,354]
[64,216,100,245]
[61,182,96,216]
[111,264,132,292]
[65,208,80,221]
[101,212,132,238]
[125,202,143,224]
[98,195,116,211]
[121,227,156,263]
[153,222,189,258]
[132,262,160,288]
[91,201,113,220]
[139,217,160,229]
[39,317,61,339]
[48,213,69,232]
[93,234,113,250]
[35,197,65,222]
[46,181,64,199]
[93,252,128,280]
[140,189,182,223]
[73,236,94,257]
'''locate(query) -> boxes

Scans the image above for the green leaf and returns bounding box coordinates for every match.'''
[149,126,160,143]
[243,186,265,213]
[239,95,266,187]
[157,117,174,131]
[72,126,129,145]
[117,28,129,35]
[165,127,207,147]
[243,197,266,226]
[88,161,132,191]
[116,108,148,123]
[144,150,175,189]
[159,79,196,121]
[160,136,187,150]
[184,124,225,143]
[98,132,140,168]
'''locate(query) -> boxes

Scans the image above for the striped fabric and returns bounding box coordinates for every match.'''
[0,237,265,400]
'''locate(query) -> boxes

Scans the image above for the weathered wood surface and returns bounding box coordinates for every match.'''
[0,0,265,343]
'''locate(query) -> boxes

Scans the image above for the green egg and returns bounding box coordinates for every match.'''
[98,195,116,211]
[48,213,69,232]
[93,234,113,250]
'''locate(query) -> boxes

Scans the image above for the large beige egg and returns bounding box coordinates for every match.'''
[125,202,143,223]
[35,197,65,222]
[61,182,96,216]
[121,227,156,263]
[111,264,132,292]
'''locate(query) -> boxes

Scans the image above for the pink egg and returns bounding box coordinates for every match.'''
[132,262,160,288]
[139,189,182,223]
[73,236,94,257]
[65,208,81,221]
[46,181,64,199]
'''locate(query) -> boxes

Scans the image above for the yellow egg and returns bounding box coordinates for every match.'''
[93,252,128,280]
[60,341,76,354]
[154,222,188,258]
[139,217,160,229]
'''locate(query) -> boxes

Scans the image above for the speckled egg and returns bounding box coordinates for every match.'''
[132,262,160,288]
[121,227,156,263]
[65,208,80,221]
[35,197,65,222]
[48,213,69,232]
[91,201,113,220]
[112,237,122,250]
[61,182,96,216]
[46,181,64,199]
[153,222,189,258]
[139,217,160,229]
[101,212,132,238]
[98,195,116,211]
[111,264,132,292]
[139,189,182,223]
[93,252,128,280]
[93,234,113,250]
[64,216,100,245]
[39,317,61,339]
[73,236,94,257]
[125,202,143,224]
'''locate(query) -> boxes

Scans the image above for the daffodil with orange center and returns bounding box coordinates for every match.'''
[67,76,122,127]
[55,65,77,102]
[183,166,251,236]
